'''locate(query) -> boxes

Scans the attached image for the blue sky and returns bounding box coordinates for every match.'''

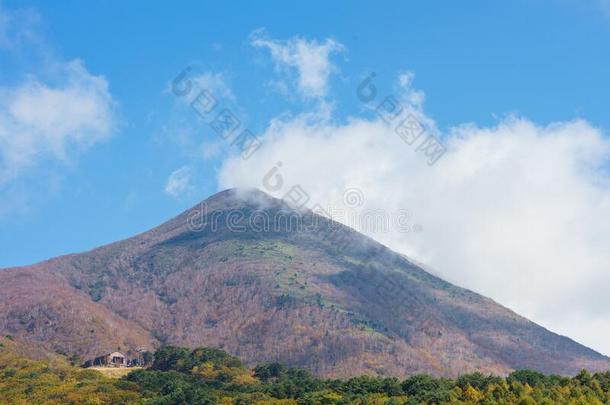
[2,0,610,353]
[1,0,609,267]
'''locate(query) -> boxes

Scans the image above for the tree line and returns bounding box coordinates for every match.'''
[2,342,610,404]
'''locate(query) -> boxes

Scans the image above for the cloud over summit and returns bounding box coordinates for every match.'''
[218,43,610,355]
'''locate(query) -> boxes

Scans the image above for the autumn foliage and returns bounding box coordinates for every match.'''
[3,341,610,404]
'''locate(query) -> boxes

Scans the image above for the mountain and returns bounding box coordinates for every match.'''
[0,188,608,378]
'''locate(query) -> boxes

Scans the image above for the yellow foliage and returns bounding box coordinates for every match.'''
[0,347,142,404]
[231,371,259,385]
[364,392,389,404]
[198,361,218,379]
[464,384,483,402]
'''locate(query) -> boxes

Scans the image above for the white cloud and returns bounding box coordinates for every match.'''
[165,166,193,198]
[397,71,426,110]
[251,30,344,98]
[0,1,116,183]
[0,59,116,182]
[218,75,610,356]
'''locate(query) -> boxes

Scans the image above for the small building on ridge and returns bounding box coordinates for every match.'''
[93,351,126,367]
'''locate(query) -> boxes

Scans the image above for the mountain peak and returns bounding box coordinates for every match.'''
[204,187,277,205]
[187,188,289,218]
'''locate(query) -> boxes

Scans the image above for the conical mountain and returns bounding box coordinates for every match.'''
[0,188,607,377]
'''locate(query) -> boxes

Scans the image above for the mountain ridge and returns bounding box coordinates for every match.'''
[0,188,608,378]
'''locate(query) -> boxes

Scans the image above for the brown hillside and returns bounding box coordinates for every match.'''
[0,188,608,377]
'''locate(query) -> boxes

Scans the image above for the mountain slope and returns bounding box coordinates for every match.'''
[0,188,608,377]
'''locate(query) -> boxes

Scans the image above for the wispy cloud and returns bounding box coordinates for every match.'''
[168,70,234,103]
[165,166,193,198]
[0,2,40,49]
[0,2,118,217]
[250,29,344,99]
[0,3,118,184]
[192,72,234,101]
[0,59,117,183]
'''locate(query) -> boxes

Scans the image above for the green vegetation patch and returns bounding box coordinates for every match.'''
[3,343,610,404]
[218,239,297,261]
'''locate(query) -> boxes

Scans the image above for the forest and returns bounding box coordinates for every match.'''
[2,341,610,404]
